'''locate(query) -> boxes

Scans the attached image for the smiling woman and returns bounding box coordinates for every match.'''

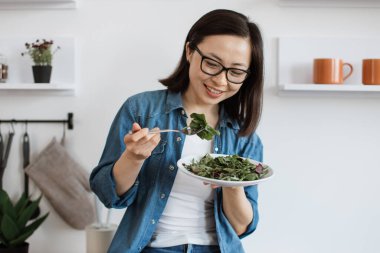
[90,9,265,253]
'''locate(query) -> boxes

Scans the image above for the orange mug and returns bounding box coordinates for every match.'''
[362,59,380,85]
[313,58,353,84]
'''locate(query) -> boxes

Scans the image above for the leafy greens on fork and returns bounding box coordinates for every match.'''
[189,113,220,141]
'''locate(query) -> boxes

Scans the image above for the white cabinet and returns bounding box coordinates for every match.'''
[0,37,77,95]
[277,37,380,95]
[0,0,76,9]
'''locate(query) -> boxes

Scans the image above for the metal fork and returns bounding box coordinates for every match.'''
[148,126,203,135]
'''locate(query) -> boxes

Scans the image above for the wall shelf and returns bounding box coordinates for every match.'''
[0,37,77,95]
[277,0,380,8]
[279,83,380,93]
[0,0,76,9]
[277,37,380,96]
[0,83,75,90]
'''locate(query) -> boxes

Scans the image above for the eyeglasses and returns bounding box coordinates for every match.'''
[193,46,250,85]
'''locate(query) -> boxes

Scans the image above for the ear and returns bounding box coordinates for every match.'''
[185,42,193,63]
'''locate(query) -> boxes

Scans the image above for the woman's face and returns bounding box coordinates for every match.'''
[185,35,251,107]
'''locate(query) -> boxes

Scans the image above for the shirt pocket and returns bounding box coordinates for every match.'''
[151,139,167,159]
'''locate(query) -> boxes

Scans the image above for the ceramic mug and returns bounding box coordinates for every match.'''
[362,59,380,85]
[0,63,8,83]
[313,58,353,84]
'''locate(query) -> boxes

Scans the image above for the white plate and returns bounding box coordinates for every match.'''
[177,153,274,187]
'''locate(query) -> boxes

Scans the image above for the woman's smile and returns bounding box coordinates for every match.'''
[204,84,224,98]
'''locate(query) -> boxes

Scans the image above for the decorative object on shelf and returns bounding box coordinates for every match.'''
[362,59,380,85]
[313,58,353,84]
[21,39,60,83]
[0,54,8,83]
[0,189,49,253]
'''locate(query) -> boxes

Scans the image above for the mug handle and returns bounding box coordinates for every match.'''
[343,63,354,81]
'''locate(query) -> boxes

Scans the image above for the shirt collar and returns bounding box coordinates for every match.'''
[165,90,183,113]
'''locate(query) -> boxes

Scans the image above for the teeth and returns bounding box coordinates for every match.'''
[206,86,222,94]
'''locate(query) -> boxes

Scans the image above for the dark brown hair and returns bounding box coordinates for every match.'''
[160,9,264,136]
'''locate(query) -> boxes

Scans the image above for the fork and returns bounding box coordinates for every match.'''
[148,126,203,136]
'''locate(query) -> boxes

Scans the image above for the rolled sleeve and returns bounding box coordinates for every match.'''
[90,99,138,208]
[238,185,259,238]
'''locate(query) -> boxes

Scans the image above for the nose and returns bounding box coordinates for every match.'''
[210,70,229,87]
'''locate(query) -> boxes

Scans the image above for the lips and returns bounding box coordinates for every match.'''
[204,84,223,97]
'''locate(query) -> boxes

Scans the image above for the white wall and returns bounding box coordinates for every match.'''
[1,0,379,252]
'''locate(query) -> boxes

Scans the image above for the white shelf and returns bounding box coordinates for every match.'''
[279,84,380,92]
[277,0,380,8]
[277,37,380,96]
[0,0,76,9]
[0,37,77,95]
[0,83,74,90]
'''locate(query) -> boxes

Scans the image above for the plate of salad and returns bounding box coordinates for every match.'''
[177,153,274,187]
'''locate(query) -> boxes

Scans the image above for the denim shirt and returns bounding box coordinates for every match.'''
[90,89,263,253]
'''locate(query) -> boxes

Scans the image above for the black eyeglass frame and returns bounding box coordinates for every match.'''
[193,46,250,85]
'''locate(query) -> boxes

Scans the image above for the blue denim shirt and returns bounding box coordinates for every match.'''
[90,89,263,253]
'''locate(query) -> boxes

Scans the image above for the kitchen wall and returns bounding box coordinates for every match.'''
[0,0,379,252]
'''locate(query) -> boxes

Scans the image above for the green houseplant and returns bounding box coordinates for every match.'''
[21,39,60,83]
[0,189,48,252]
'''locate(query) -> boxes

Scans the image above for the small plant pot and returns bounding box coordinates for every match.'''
[0,243,29,253]
[32,65,52,83]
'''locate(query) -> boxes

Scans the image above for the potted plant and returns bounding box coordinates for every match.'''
[21,39,60,83]
[0,189,48,253]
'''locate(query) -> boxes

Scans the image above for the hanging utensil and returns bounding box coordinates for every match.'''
[0,131,4,186]
[22,126,40,219]
[23,131,30,195]
[0,130,3,168]
[0,128,14,189]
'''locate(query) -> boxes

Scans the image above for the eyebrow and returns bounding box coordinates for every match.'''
[207,52,248,68]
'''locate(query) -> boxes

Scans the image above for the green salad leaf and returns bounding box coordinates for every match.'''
[183,154,270,181]
[189,113,220,140]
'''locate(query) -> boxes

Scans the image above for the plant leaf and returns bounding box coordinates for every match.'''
[17,195,42,229]
[14,193,29,216]
[9,213,48,247]
[0,190,17,221]
[1,214,21,241]
[0,233,10,247]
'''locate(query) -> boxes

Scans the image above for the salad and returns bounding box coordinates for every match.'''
[183,154,270,181]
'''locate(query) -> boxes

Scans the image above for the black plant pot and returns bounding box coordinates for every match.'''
[0,243,29,253]
[32,65,52,83]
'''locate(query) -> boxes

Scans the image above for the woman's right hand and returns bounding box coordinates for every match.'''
[123,122,161,162]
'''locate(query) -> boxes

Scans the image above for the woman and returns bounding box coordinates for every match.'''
[90,9,264,253]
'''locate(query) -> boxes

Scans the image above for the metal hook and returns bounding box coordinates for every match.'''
[24,122,28,134]
[10,121,15,134]
[61,122,66,146]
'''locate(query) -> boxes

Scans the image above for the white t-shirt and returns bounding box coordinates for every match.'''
[148,135,217,247]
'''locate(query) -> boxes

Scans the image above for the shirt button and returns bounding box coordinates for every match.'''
[176,137,182,142]
[214,147,219,152]
[151,219,156,224]
[169,165,175,171]
[160,193,166,199]
[181,110,185,115]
